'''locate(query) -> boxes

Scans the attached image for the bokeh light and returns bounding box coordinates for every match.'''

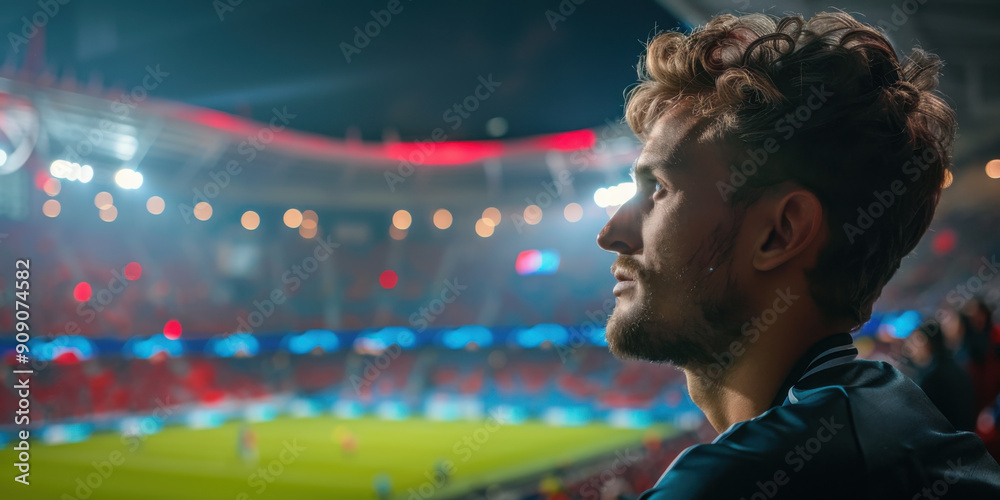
[99,205,118,222]
[942,169,953,189]
[482,207,501,227]
[433,209,453,229]
[284,208,303,228]
[43,178,61,196]
[73,282,92,302]
[475,218,495,237]
[42,199,61,218]
[242,211,260,230]
[379,270,398,289]
[563,203,583,222]
[987,159,1000,179]
[146,196,165,215]
[301,210,318,229]
[124,262,143,281]
[163,320,182,340]
[194,202,212,221]
[389,225,407,240]
[393,210,412,230]
[932,229,957,255]
[523,205,542,225]
[94,191,113,210]
[299,224,317,239]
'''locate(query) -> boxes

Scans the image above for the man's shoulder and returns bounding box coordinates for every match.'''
[640,359,1000,499]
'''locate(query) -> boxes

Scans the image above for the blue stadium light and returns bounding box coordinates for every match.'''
[514,323,568,347]
[29,336,95,361]
[607,409,654,429]
[123,334,183,359]
[356,327,415,352]
[208,333,260,357]
[584,326,608,346]
[883,310,923,338]
[282,329,340,355]
[441,326,494,349]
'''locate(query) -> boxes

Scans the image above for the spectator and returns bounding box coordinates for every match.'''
[904,320,976,431]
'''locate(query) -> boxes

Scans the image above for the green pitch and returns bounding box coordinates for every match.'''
[0,416,671,499]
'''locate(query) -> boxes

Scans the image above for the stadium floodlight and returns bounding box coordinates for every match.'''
[115,136,139,160]
[79,164,94,183]
[593,181,636,207]
[115,168,143,189]
[51,160,96,183]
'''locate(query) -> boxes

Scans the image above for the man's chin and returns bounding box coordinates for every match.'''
[605,309,722,368]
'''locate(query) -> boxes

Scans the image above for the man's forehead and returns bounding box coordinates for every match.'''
[637,104,712,168]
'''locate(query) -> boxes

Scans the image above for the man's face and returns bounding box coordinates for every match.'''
[597,105,750,367]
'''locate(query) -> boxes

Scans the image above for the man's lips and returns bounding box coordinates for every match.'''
[613,280,637,296]
[612,268,637,296]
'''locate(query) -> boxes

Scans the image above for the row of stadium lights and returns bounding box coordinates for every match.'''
[47,158,998,228]
[29,157,1000,220]
[39,187,596,240]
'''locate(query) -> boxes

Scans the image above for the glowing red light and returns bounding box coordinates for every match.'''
[124,262,143,281]
[932,229,957,255]
[528,129,597,151]
[73,282,92,302]
[34,170,51,190]
[515,250,542,275]
[385,141,503,166]
[379,270,398,289]
[164,320,182,340]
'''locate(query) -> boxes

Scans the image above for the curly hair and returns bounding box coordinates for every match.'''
[625,12,957,327]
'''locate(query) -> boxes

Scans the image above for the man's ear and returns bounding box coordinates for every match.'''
[751,189,824,272]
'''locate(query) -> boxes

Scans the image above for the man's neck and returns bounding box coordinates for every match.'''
[683,318,840,433]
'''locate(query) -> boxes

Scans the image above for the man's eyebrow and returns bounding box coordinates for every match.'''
[631,159,672,178]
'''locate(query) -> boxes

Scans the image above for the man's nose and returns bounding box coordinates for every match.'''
[597,199,642,255]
